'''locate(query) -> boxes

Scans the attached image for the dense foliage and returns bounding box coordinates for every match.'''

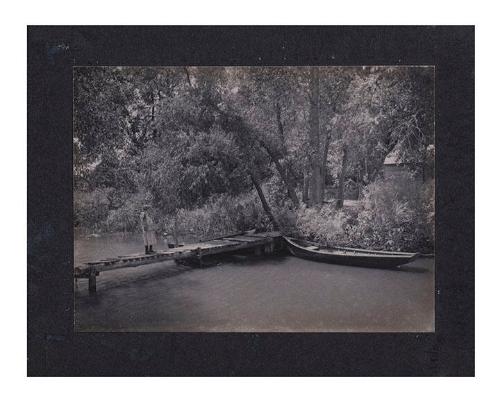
[74,66,434,252]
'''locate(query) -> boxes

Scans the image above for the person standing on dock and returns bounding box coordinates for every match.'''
[140,204,157,254]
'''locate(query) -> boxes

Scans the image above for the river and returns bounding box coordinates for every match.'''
[74,233,434,332]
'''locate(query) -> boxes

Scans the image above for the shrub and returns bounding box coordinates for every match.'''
[74,188,112,232]
[164,191,271,241]
[74,189,151,233]
[296,173,435,252]
[105,192,150,232]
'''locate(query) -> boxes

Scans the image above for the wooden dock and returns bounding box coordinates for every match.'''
[75,231,283,293]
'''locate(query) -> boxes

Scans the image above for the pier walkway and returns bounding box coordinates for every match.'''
[74,231,282,292]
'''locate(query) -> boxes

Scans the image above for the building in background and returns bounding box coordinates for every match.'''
[382,143,434,183]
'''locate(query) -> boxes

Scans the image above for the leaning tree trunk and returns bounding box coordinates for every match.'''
[249,172,281,231]
[274,158,300,208]
[309,67,322,206]
[259,140,300,208]
[336,145,348,209]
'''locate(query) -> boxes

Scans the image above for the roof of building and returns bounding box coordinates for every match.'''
[384,143,435,165]
[383,143,404,165]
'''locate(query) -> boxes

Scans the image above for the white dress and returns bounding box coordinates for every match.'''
[140,211,157,246]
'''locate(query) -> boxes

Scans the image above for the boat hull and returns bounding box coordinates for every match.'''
[284,237,418,269]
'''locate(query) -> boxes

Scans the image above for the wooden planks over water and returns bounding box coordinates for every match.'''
[75,231,283,293]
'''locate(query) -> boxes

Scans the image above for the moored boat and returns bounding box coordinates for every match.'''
[283,237,419,268]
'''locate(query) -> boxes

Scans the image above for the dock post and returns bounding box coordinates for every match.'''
[264,241,275,255]
[89,269,97,294]
[197,247,203,268]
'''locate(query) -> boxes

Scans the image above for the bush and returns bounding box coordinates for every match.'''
[296,203,348,244]
[74,189,150,233]
[105,192,150,232]
[296,173,435,253]
[74,188,112,232]
[164,191,272,241]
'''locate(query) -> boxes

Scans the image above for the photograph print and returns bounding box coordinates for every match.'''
[73,65,435,332]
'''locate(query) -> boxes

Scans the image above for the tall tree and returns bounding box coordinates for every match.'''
[308,67,322,205]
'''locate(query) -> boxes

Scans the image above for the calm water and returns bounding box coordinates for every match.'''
[74,233,435,332]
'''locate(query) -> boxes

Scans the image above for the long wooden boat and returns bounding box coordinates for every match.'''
[284,237,419,268]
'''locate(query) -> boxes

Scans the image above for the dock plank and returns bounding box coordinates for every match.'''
[225,236,262,243]
[205,239,241,246]
[245,231,282,238]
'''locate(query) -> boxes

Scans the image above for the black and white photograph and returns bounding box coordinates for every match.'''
[24,23,477,379]
[73,65,435,332]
